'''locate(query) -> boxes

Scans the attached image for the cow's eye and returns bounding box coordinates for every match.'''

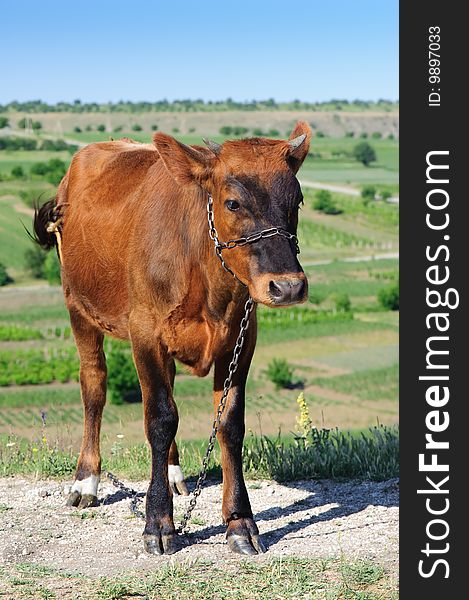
[225,199,240,211]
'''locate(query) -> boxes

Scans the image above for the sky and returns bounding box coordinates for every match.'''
[2,0,398,104]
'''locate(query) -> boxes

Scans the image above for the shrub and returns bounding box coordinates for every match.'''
[73,126,82,133]
[18,117,27,129]
[131,124,142,131]
[331,292,351,313]
[44,252,61,285]
[85,125,92,131]
[97,124,106,132]
[24,245,46,278]
[106,341,140,404]
[0,263,13,286]
[243,424,399,481]
[151,124,158,131]
[312,190,342,215]
[172,127,179,133]
[188,127,196,133]
[11,165,24,179]
[268,129,280,137]
[219,126,232,135]
[266,358,295,389]
[233,126,248,136]
[378,282,399,310]
[30,158,67,185]
[0,116,9,128]
[32,121,42,131]
[359,132,368,138]
[113,125,123,133]
[345,131,354,137]
[371,131,382,139]
[0,137,37,151]
[387,133,395,140]
[316,130,325,138]
[0,325,43,341]
[353,142,376,166]
[380,189,392,201]
[41,139,78,153]
[361,185,376,202]
[252,128,265,136]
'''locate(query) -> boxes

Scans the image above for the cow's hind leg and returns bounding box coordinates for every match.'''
[66,307,106,509]
[130,315,180,555]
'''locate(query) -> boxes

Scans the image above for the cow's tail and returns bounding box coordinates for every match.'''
[31,198,61,252]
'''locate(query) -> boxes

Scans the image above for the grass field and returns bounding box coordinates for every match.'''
[0,116,399,481]
[0,556,398,600]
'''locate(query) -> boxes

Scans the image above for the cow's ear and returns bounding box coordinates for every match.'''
[153,133,215,185]
[286,121,312,174]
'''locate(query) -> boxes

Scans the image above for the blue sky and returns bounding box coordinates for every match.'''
[2,0,398,103]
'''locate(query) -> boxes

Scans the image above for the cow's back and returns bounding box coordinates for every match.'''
[59,140,161,338]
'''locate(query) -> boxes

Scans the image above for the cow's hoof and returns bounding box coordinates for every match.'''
[66,491,98,509]
[168,465,189,496]
[143,532,179,555]
[226,518,267,555]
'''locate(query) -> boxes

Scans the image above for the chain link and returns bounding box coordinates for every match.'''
[105,191,299,534]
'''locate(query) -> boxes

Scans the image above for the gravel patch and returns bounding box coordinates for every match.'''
[0,476,398,577]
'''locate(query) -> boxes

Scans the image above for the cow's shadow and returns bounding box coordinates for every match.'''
[182,477,399,549]
[99,477,399,550]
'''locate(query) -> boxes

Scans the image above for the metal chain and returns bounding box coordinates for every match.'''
[176,295,254,533]
[105,470,145,519]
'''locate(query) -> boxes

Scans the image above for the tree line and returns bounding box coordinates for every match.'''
[0,98,398,114]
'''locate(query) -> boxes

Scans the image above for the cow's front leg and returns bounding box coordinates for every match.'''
[130,317,179,555]
[214,315,266,555]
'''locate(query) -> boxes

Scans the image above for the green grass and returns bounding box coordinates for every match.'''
[0,302,69,325]
[0,150,71,175]
[0,324,43,341]
[0,558,398,600]
[0,196,34,271]
[300,137,398,187]
[257,317,394,346]
[313,365,399,402]
[0,423,399,482]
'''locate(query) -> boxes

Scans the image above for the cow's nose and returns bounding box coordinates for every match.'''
[269,278,306,305]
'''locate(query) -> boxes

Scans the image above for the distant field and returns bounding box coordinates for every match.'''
[0,114,399,455]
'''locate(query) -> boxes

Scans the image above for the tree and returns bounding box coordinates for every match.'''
[11,165,24,179]
[44,252,61,285]
[73,126,82,133]
[18,117,27,129]
[313,190,342,215]
[151,124,158,131]
[361,185,376,205]
[378,282,399,310]
[353,142,377,166]
[131,124,142,131]
[0,262,13,286]
[219,126,232,135]
[97,124,106,132]
[0,116,9,128]
[32,121,42,131]
[24,245,46,278]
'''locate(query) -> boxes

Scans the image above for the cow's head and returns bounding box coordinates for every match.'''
[153,121,311,307]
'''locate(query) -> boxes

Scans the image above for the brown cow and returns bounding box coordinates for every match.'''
[33,121,311,555]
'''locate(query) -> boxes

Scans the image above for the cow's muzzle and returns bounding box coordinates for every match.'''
[269,278,307,305]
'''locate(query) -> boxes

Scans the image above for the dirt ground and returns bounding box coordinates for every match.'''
[0,476,398,579]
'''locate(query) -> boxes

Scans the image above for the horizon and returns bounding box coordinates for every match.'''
[1,97,399,109]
